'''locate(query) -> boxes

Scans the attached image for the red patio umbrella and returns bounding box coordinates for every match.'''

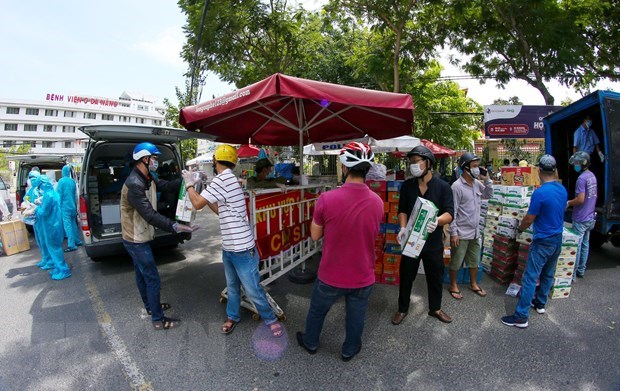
[421,139,456,159]
[237,144,260,158]
[179,73,414,146]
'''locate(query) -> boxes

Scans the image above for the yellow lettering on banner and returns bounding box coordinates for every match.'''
[270,233,282,252]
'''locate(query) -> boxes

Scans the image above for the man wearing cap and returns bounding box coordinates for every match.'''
[297,142,384,361]
[392,145,454,325]
[448,152,493,300]
[501,154,567,328]
[246,158,287,190]
[181,145,285,338]
[121,142,196,330]
[567,151,598,280]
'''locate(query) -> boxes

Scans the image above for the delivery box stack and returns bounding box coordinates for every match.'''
[368,180,405,285]
[550,227,580,299]
[0,220,30,256]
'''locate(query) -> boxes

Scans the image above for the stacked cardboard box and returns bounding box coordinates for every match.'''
[550,227,580,299]
[401,197,438,259]
[368,180,404,285]
[0,220,30,256]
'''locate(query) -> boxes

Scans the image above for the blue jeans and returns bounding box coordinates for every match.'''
[514,234,562,319]
[222,247,276,325]
[302,279,373,357]
[123,240,163,322]
[572,220,595,278]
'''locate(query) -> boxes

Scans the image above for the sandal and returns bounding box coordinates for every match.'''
[221,318,237,334]
[269,322,284,338]
[469,286,487,297]
[147,302,172,315]
[449,290,463,300]
[152,317,181,330]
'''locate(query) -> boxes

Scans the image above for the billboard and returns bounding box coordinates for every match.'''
[484,105,563,139]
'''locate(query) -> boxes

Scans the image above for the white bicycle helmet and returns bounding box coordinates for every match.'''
[339,142,374,168]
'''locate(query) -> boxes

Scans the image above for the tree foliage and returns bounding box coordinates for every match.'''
[163,79,197,161]
[445,0,587,105]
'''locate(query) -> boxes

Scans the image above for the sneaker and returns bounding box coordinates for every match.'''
[531,302,546,314]
[576,273,584,279]
[501,315,528,328]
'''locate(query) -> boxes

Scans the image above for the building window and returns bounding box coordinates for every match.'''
[43,125,55,132]
[24,141,37,148]
[136,117,145,124]
[25,108,40,115]
[62,126,76,133]
[137,105,149,111]
[64,110,75,118]
[42,141,54,148]
[64,141,73,148]
[6,107,20,114]
[120,115,130,122]
[153,120,162,126]
[45,109,58,116]
[102,114,114,121]
[4,123,18,131]
[24,124,37,131]
[84,112,96,119]
[3,140,16,148]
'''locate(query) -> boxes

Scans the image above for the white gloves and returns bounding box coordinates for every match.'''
[22,207,36,217]
[173,223,200,233]
[426,217,438,234]
[598,151,605,163]
[181,170,200,189]
[397,227,408,246]
[34,197,43,205]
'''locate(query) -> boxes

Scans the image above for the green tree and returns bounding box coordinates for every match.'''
[163,79,198,161]
[0,144,32,178]
[446,0,586,105]
[492,96,523,105]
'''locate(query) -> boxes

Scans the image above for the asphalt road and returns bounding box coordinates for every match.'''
[1,210,619,391]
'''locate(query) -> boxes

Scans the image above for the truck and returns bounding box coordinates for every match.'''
[543,90,620,248]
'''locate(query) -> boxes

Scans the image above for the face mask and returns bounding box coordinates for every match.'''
[469,167,480,178]
[267,169,275,179]
[149,159,158,172]
[410,163,424,178]
[574,165,582,173]
[585,120,592,128]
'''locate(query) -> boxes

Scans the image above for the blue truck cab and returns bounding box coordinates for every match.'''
[543,90,620,248]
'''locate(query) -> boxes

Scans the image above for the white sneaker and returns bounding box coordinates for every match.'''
[531,302,546,314]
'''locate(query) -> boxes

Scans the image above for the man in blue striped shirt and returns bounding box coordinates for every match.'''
[183,144,283,338]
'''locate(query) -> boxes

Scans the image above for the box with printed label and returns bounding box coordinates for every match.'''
[496,224,517,239]
[553,277,572,287]
[389,202,399,215]
[517,230,534,245]
[366,180,387,192]
[501,205,522,218]
[383,253,401,267]
[372,190,387,201]
[0,221,30,256]
[498,216,519,229]
[387,191,400,203]
[560,245,578,258]
[387,181,403,192]
[175,181,196,223]
[384,242,401,254]
[383,202,390,213]
[501,167,540,186]
[386,212,399,224]
[554,266,574,279]
[401,197,438,259]
[384,223,400,234]
[556,256,576,269]
[381,274,400,285]
[487,200,503,215]
[550,286,571,299]
[384,233,398,244]
[562,227,580,246]
[375,263,383,275]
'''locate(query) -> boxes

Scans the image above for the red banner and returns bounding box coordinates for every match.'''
[248,190,319,258]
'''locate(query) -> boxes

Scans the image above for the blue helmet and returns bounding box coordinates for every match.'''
[133,142,160,161]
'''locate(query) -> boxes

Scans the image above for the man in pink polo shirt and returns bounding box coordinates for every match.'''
[297,142,384,362]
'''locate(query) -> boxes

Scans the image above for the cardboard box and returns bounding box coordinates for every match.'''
[560,245,578,258]
[383,253,401,267]
[554,266,574,279]
[366,180,387,192]
[550,286,571,299]
[175,183,196,223]
[384,233,398,244]
[498,216,519,229]
[556,257,576,269]
[386,212,399,224]
[553,277,572,287]
[0,220,30,256]
[381,274,400,285]
[387,181,402,192]
[501,167,540,186]
[374,263,383,275]
[401,198,439,259]
[389,202,399,215]
[387,191,400,203]
[562,227,580,246]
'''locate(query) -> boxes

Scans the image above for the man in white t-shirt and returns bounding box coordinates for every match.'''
[182,144,283,337]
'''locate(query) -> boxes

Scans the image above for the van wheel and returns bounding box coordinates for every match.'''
[589,231,605,249]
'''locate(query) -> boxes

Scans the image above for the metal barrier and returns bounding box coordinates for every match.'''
[219,184,331,321]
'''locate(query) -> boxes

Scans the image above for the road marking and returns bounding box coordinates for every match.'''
[85,273,153,391]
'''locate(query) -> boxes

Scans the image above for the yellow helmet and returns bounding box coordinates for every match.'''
[214,144,238,165]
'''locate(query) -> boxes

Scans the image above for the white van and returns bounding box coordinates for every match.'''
[78,124,205,261]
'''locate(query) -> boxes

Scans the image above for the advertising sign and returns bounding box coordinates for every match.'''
[484,105,563,139]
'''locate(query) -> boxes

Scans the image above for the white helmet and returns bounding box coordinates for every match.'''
[339,142,374,168]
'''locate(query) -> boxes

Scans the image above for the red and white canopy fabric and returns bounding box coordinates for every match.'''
[179,73,414,146]
[236,144,260,158]
[421,139,456,158]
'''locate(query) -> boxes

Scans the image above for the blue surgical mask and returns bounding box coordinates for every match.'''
[585,120,592,128]
[574,165,582,173]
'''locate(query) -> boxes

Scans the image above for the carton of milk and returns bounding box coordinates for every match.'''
[175,172,204,222]
[401,197,439,259]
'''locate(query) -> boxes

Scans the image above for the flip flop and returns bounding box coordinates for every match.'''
[147,302,172,315]
[152,317,181,330]
[449,290,463,300]
[221,318,237,334]
[469,287,487,297]
[269,322,284,338]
